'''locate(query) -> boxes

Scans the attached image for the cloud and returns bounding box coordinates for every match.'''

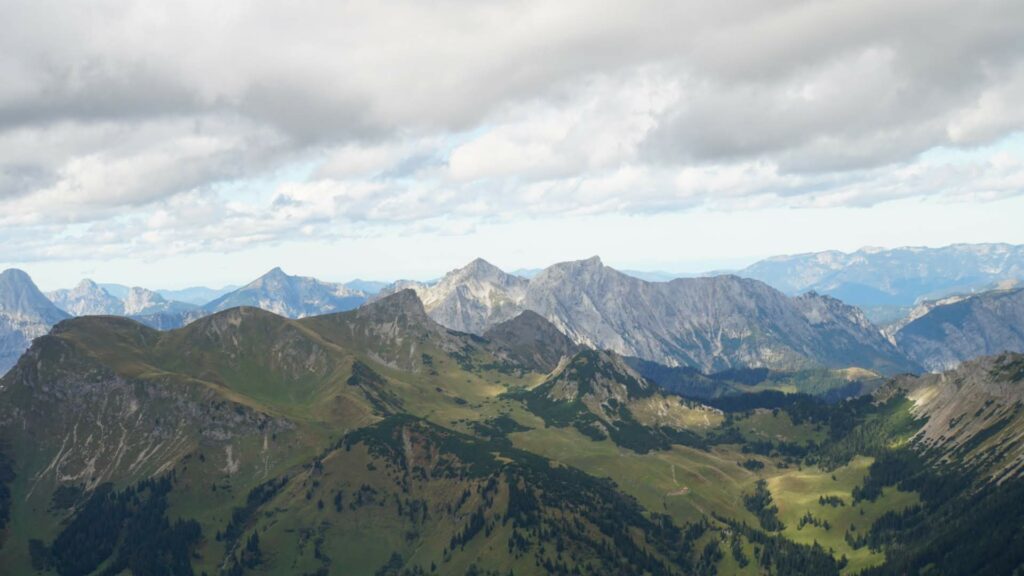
[0,0,1022,264]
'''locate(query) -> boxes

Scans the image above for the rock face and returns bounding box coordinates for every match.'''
[891,288,1024,372]
[739,243,1024,307]
[204,267,366,318]
[122,286,197,316]
[0,327,292,490]
[0,269,69,375]
[49,279,198,316]
[388,256,916,374]
[391,258,529,333]
[47,279,124,315]
[881,352,1024,481]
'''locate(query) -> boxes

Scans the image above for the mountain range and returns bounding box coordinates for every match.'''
[384,256,917,375]
[738,243,1024,308]
[203,266,367,319]
[0,268,376,373]
[48,280,199,317]
[99,283,240,305]
[887,287,1024,372]
[3,288,1024,574]
[4,246,1024,383]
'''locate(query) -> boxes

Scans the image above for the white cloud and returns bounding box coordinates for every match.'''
[0,0,1022,276]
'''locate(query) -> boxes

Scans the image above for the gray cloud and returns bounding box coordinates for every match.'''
[646,0,1024,170]
[0,0,1022,261]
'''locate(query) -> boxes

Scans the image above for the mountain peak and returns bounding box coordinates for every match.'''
[263,266,288,279]
[206,268,366,318]
[0,268,70,371]
[448,257,509,282]
[126,286,167,301]
[47,278,124,317]
[549,255,606,273]
[0,268,68,321]
[483,310,579,373]
[74,278,101,290]
[0,268,33,284]
[354,289,430,328]
[545,349,653,401]
[466,257,496,270]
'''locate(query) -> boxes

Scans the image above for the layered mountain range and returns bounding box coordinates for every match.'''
[385,256,917,374]
[887,288,1024,372]
[739,243,1024,307]
[48,279,198,317]
[203,266,367,318]
[4,248,1024,383]
[0,268,375,374]
[3,288,1024,574]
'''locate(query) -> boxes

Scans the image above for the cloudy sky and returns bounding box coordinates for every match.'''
[2,0,1024,289]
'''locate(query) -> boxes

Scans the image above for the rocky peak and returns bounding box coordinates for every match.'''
[388,258,528,334]
[205,268,366,318]
[0,268,69,324]
[73,278,101,292]
[123,287,170,315]
[461,257,503,276]
[47,278,124,316]
[250,266,290,288]
[533,256,609,281]
[355,289,430,325]
[0,268,71,374]
[794,290,873,328]
[483,310,580,373]
[543,349,653,404]
[437,258,525,289]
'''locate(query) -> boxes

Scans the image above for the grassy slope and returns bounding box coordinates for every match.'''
[767,457,919,574]
[0,303,940,575]
[734,410,828,446]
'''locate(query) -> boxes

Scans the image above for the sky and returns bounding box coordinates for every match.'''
[1,0,1023,290]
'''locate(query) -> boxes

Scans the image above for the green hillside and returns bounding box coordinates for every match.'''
[2,294,1024,575]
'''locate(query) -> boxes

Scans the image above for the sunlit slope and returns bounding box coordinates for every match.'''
[3,289,1024,574]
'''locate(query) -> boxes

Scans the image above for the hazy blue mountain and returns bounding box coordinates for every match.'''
[0,268,70,374]
[98,283,130,299]
[204,267,367,318]
[739,243,1024,307]
[343,279,388,295]
[48,279,124,315]
[50,280,198,317]
[514,268,695,282]
[861,304,915,326]
[509,268,542,278]
[99,283,237,305]
[156,285,239,305]
[122,287,198,316]
[620,270,694,282]
[891,288,1024,372]
[66,270,368,330]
